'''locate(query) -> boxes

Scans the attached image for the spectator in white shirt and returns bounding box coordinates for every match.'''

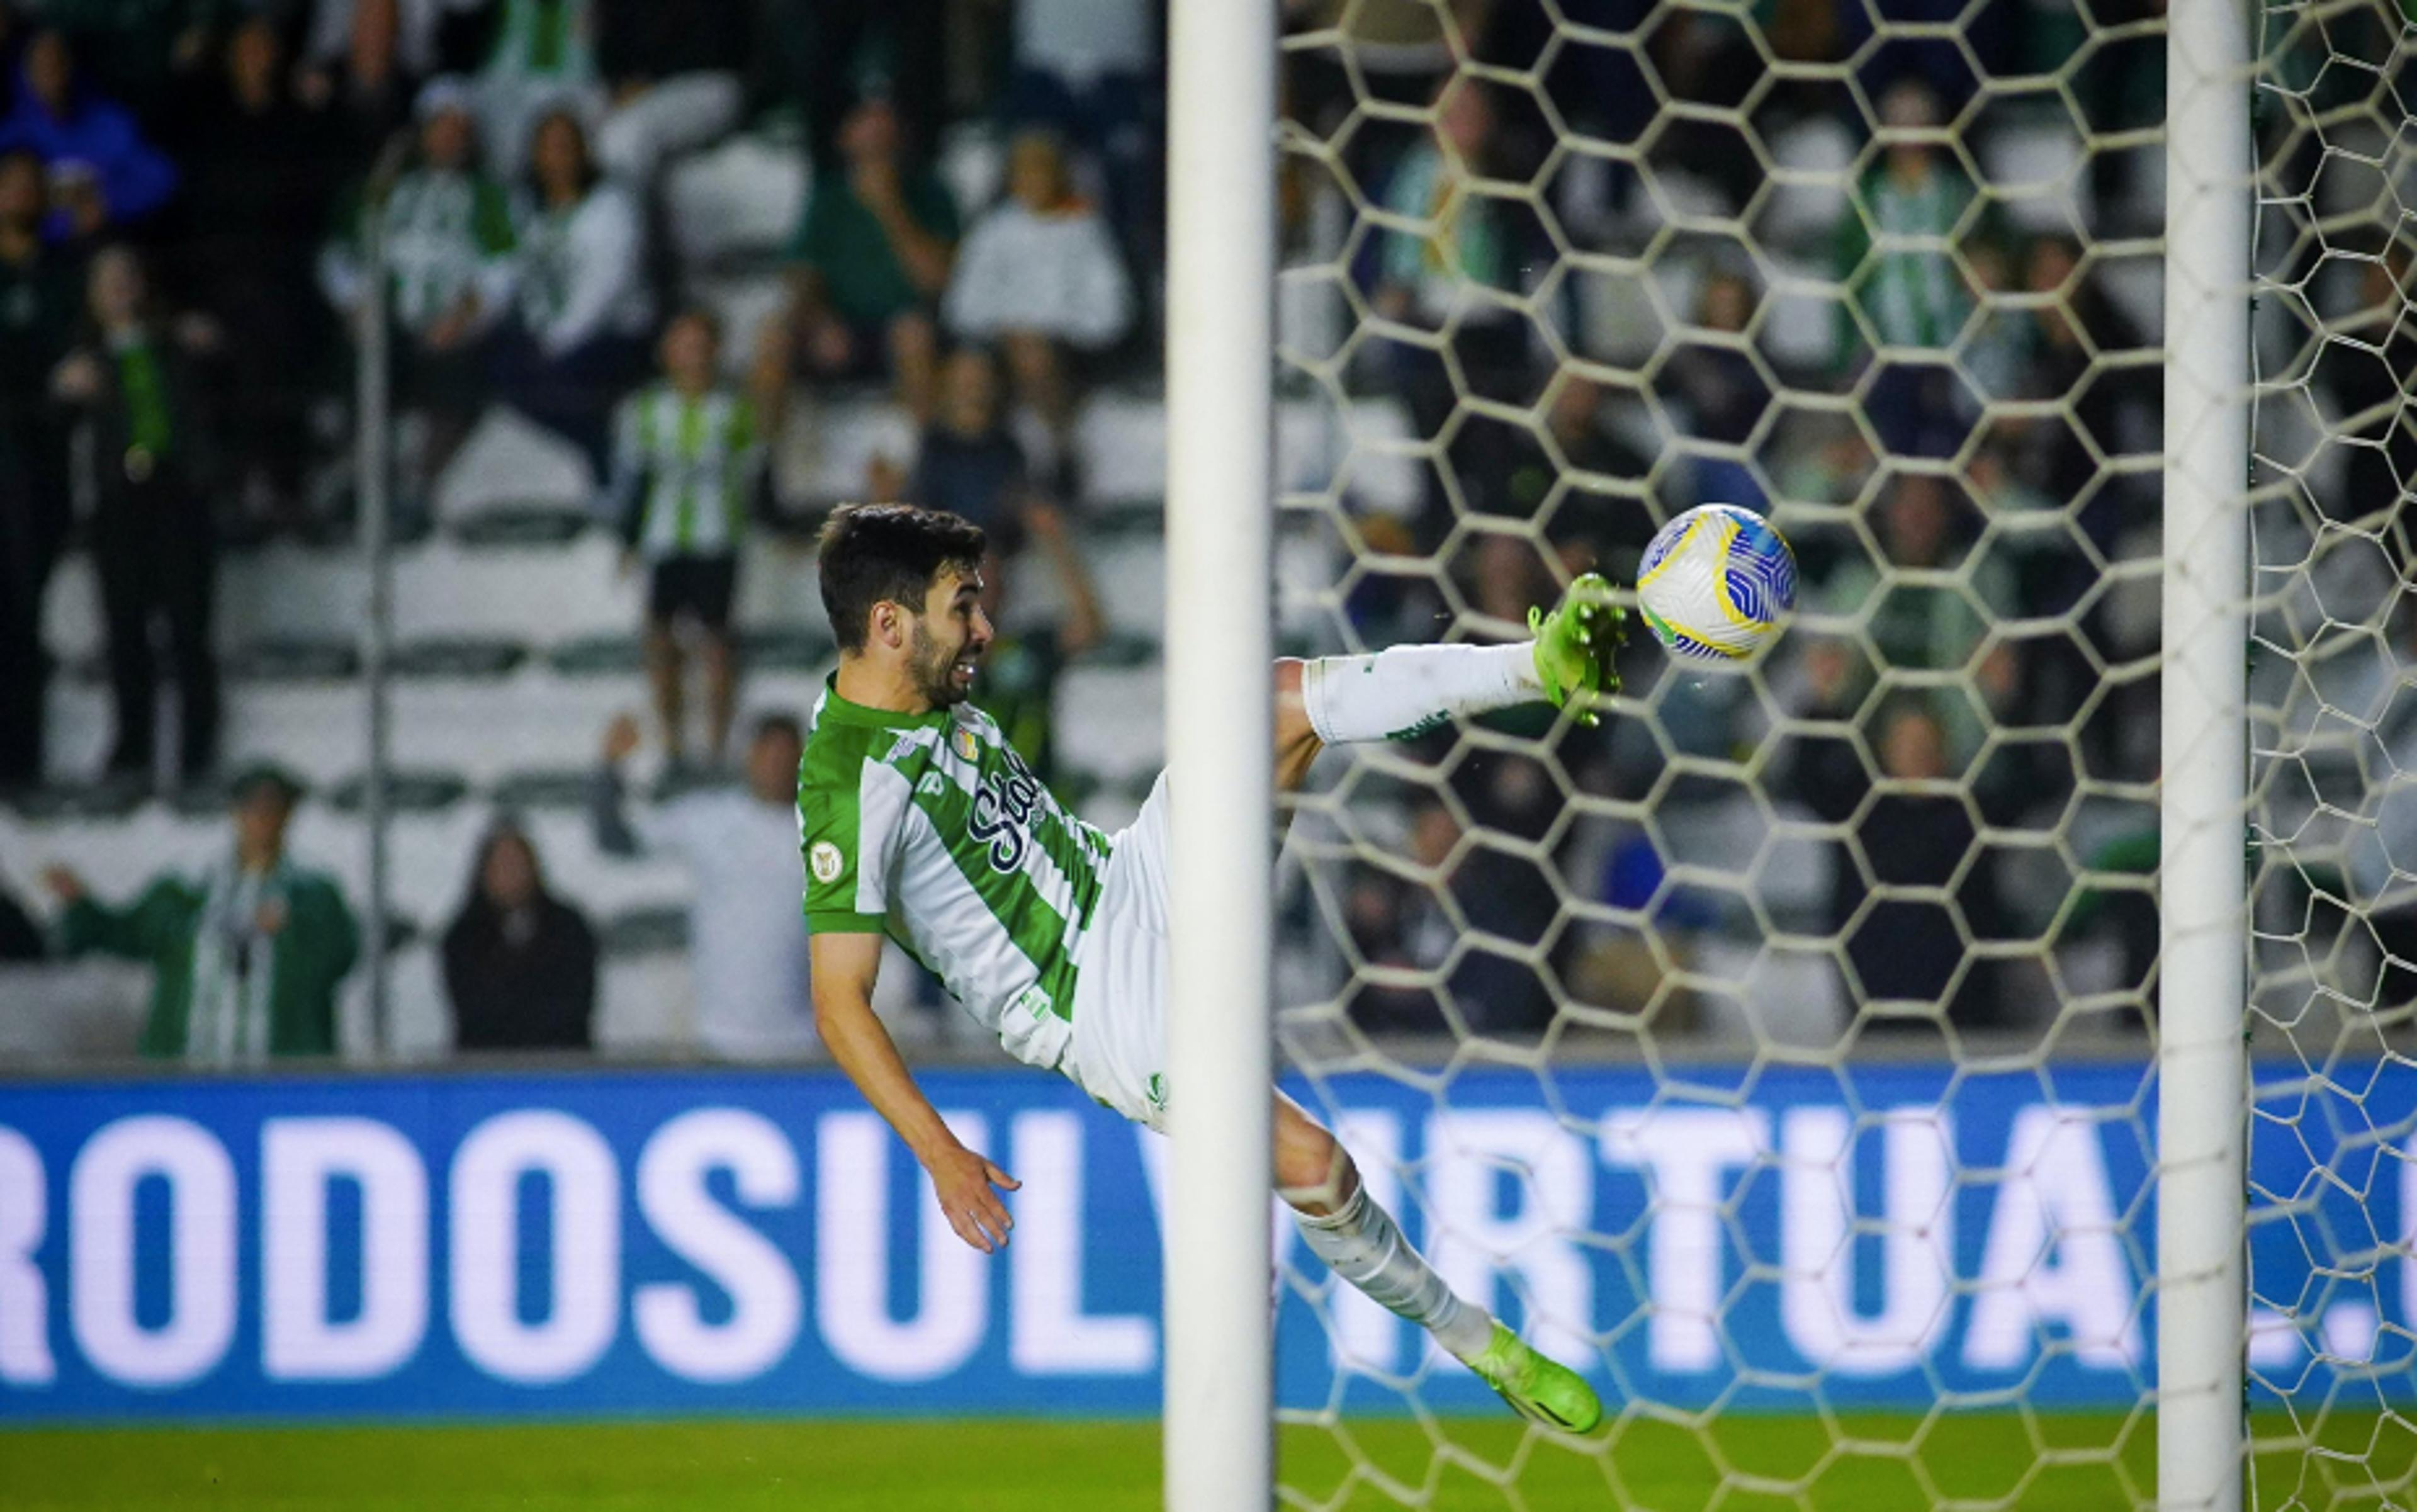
[943,130,1132,472]
[497,103,650,482]
[592,711,818,1059]
[1003,0,1156,268]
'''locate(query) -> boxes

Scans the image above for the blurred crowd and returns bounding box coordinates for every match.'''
[1,0,2411,1062]
[0,0,1143,1059]
[0,0,1149,797]
[1288,0,2409,1045]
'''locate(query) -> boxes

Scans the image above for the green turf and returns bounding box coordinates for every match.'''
[0,1411,2403,1509]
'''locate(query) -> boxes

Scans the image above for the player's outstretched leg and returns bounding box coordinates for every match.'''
[1274,1094,1603,1433]
[1287,573,1625,753]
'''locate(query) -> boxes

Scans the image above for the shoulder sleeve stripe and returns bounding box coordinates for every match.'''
[798,727,915,922]
[804,909,889,935]
[853,759,913,917]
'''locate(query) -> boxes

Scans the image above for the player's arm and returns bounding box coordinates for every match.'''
[808,930,1020,1253]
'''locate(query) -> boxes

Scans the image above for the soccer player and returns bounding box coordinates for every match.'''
[604,307,763,768]
[800,504,1618,1431]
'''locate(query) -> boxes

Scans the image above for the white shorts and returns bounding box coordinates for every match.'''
[1062,773,1172,1130]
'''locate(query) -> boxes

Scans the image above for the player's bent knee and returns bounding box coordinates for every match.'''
[1274,658,1320,751]
[1276,1124,1359,1217]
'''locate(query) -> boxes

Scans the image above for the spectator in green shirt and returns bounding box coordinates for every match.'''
[1831,77,1992,459]
[318,78,517,507]
[45,765,359,1062]
[752,96,955,429]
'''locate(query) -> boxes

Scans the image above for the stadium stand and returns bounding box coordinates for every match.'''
[0,0,2292,1072]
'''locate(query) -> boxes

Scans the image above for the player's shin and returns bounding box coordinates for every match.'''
[1292,1182,1496,1362]
[1299,643,1541,745]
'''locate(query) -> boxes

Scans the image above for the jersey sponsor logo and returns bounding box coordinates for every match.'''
[808,841,843,884]
[967,749,1045,874]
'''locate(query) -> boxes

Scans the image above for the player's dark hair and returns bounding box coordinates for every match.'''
[817,504,988,653]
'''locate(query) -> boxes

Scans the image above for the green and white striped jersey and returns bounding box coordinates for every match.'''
[337,169,516,332]
[607,383,762,559]
[797,680,1112,1071]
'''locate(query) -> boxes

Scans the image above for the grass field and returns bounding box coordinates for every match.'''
[1,1411,2408,1510]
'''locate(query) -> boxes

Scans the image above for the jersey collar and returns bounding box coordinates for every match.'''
[817,675,953,730]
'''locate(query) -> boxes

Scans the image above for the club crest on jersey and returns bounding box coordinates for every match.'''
[809,841,843,884]
[952,725,981,763]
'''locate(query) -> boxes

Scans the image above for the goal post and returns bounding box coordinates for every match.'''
[1163,0,1278,1507]
[1179,0,2417,1505]
[2158,0,2255,1507]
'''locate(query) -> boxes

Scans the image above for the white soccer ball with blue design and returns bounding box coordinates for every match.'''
[1635,503,1798,660]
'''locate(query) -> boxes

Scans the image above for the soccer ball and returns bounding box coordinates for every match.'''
[1635,504,1798,660]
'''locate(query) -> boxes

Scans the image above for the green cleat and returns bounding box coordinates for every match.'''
[1466,1324,1604,1434]
[1529,572,1626,726]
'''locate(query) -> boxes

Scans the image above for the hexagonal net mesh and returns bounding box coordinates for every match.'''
[2246,2,2417,1508]
[1249,1,2416,1506]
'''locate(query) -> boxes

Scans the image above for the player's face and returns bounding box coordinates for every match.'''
[908,567,991,708]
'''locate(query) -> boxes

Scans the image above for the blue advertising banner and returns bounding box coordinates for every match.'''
[0,1060,2406,1421]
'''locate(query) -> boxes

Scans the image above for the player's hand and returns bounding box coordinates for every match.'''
[40,865,83,903]
[925,1142,1020,1253]
[602,713,643,765]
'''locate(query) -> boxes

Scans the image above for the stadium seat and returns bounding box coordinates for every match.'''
[389,638,527,680]
[1757,254,1847,372]
[1758,116,1856,249]
[1054,663,1164,784]
[603,903,690,957]
[224,637,361,683]
[662,133,808,273]
[326,770,473,815]
[434,407,596,518]
[1980,116,2088,234]
[490,768,598,811]
[1072,392,1424,515]
[449,503,594,548]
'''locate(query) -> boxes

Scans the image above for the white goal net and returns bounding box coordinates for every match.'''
[1249,0,2417,1505]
